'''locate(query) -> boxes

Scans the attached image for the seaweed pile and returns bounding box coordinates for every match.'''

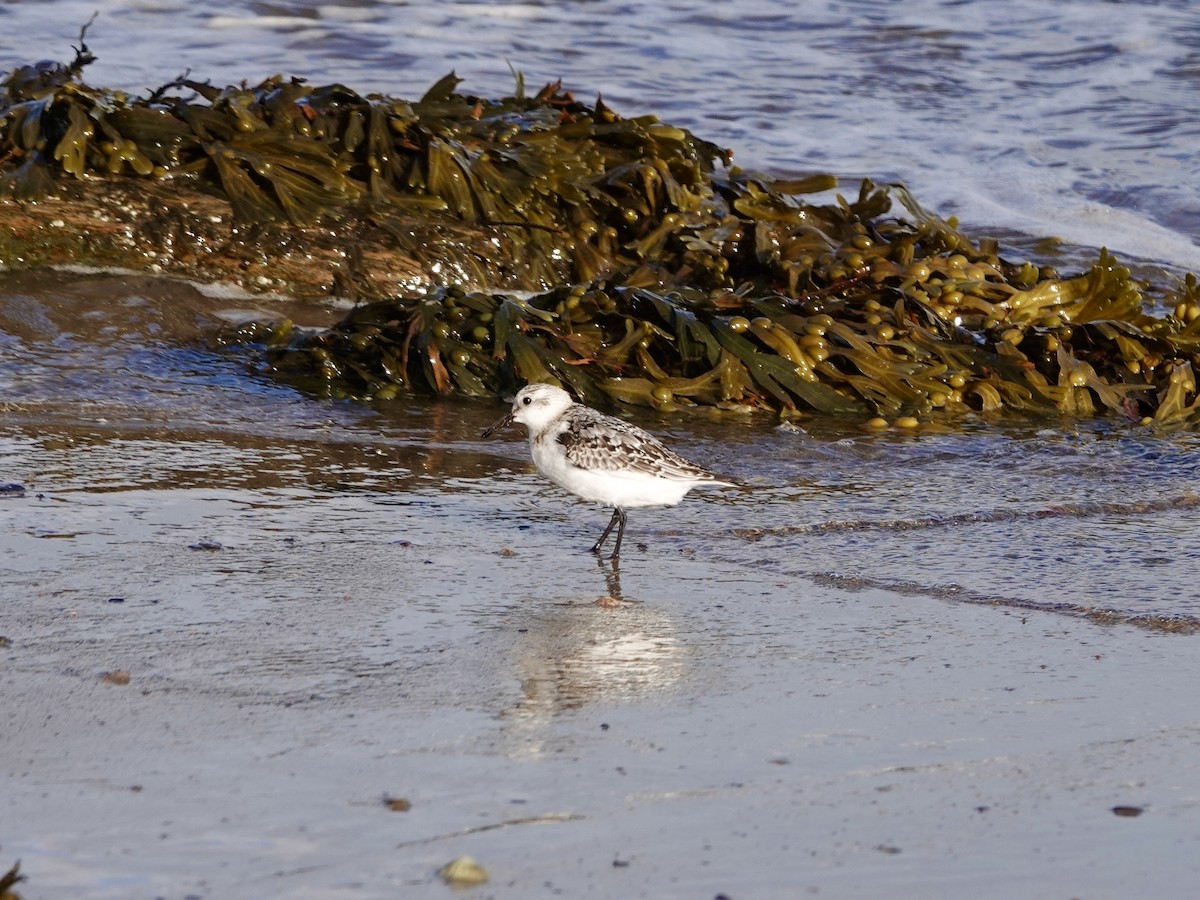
[5,33,1200,425]
[263,182,1200,426]
[0,26,733,289]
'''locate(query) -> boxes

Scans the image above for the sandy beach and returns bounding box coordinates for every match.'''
[4,274,1199,896]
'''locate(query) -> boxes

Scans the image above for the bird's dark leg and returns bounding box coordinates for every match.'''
[609,508,628,559]
[590,507,627,558]
[590,508,621,554]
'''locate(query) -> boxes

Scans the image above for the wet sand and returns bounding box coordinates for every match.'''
[3,272,1200,897]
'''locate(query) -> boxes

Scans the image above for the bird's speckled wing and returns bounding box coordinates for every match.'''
[554,406,724,482]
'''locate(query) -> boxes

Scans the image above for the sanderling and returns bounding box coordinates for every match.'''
[481,383,734,557]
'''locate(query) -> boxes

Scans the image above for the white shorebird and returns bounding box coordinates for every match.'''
[482,383,734,558]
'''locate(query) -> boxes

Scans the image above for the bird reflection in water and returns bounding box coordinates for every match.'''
[499,558,685,757]
[594,555,628,608]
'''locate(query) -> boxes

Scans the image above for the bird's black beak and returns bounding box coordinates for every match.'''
[480,409,514,439]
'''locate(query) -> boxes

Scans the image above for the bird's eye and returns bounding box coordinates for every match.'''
[522,396,532,405]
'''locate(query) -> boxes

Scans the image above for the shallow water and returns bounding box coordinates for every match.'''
[6,269,1200,624]
[5,280,1200,895]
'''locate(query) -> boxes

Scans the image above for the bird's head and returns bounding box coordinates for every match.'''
[480,383,574,437]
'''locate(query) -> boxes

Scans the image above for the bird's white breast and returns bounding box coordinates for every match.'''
[529,431,696,508]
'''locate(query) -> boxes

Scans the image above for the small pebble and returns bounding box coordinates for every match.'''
[1112,805,1144,818]
[439,856,489,885]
